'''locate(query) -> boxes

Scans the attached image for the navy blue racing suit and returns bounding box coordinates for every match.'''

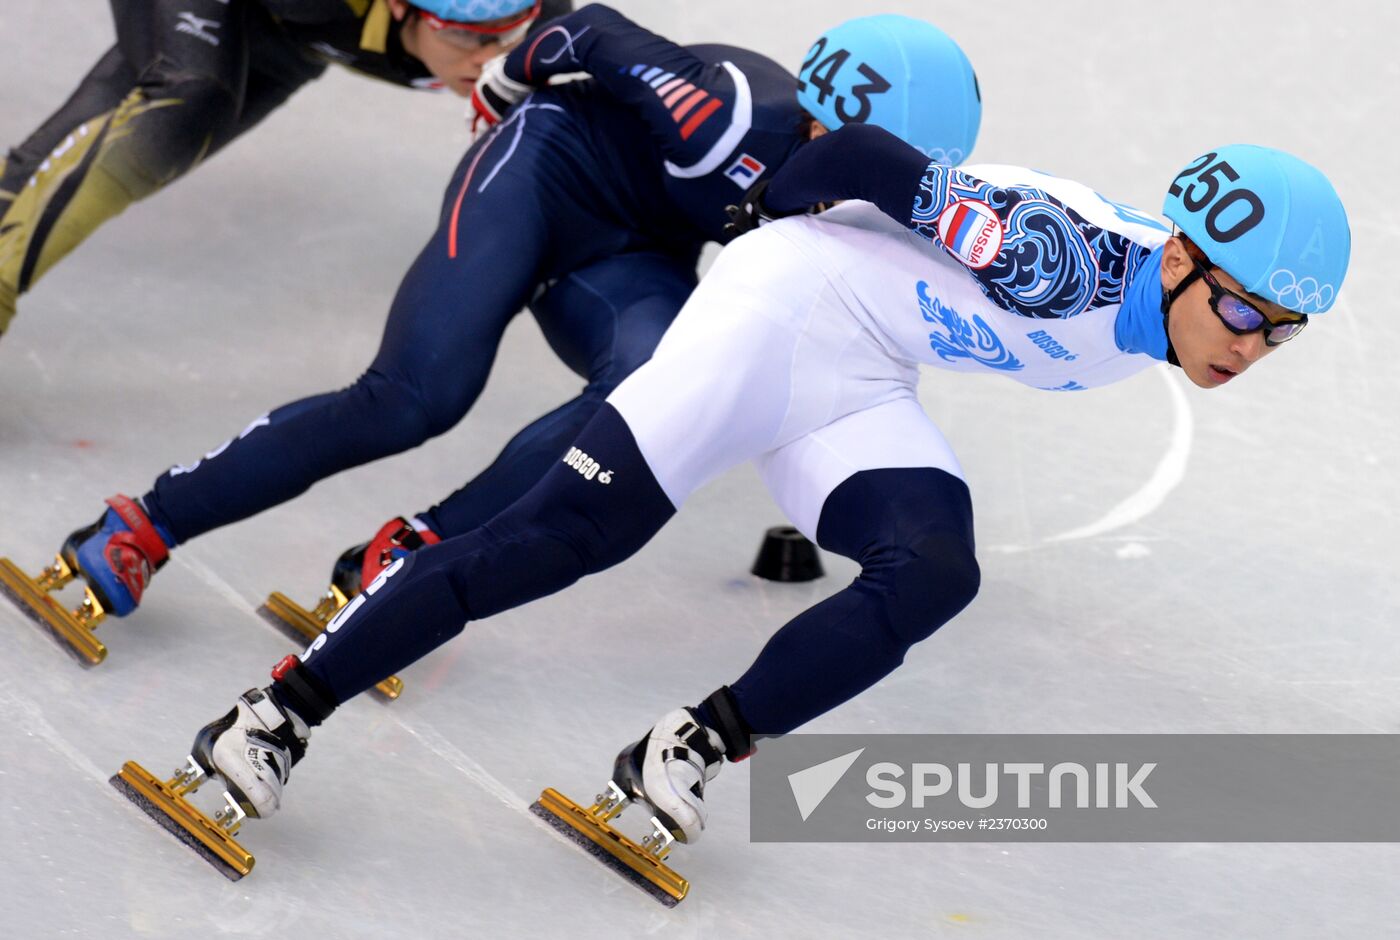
[140,5,807,546]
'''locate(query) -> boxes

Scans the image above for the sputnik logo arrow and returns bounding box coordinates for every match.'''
[787,748,865,821]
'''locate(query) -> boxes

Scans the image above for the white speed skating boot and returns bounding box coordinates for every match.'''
[191,685,310,819]
[611,708,727,844]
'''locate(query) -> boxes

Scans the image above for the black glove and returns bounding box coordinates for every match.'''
[724,179,832,239]
[723,179,788,239]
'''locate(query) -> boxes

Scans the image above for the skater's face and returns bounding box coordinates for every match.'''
[1161,236,1301,389]
[392,2,535,97]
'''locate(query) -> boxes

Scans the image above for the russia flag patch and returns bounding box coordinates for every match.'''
[724,153,767,189]
[936,199,1004,269]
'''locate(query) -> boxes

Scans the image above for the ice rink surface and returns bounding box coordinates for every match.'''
[2,1,1398,936]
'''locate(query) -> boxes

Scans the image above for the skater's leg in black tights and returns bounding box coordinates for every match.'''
[718,468,980,737]
[416,250,696,536]
[141,99,636,543]
[281,405,676,710]
[2,48,134,192]
[2,0,253,329]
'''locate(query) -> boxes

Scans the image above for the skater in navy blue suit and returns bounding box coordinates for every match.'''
[13,10,982,666]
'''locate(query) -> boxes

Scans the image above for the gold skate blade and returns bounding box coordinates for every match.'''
[258,590,336,642]
[110,761,254,881]
[0,557,106,666]
[258,590,403,700]
[531,788,689,906]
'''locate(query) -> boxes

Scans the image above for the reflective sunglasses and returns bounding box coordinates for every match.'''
[1184,256,1308,346]
[416,1,541,49]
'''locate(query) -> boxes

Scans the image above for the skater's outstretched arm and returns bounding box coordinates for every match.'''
[759,123,1157,320]
[759,123,931,223]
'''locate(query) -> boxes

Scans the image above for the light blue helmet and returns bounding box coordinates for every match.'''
[1162,145,1350,314]
[796,15,980,167]
[413,0,538,22]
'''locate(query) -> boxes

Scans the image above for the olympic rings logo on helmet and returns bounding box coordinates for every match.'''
[1268,268,1335,314]
[918,145,965,167]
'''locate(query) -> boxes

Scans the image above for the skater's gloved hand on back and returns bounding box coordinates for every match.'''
[467,54,533,138]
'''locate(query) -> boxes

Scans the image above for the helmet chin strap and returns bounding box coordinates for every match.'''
[1160,265,1201,370]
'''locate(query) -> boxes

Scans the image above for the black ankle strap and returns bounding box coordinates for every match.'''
[270,656,339,726]
[699,686,754,761]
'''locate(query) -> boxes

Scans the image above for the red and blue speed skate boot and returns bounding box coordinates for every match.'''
[0,494,174,665]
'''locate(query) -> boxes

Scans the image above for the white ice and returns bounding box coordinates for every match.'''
[2,1,1398,937]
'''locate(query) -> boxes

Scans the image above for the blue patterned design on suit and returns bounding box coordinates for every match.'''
[911,162,1153,320]
[917,281,1023,371]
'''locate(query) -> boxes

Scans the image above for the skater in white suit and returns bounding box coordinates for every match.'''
[175,123,1351,856]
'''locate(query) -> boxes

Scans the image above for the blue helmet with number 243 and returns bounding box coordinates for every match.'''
[1162,145,1350,314]
[796,15,981,167]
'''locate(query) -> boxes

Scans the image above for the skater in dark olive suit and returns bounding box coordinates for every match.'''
[0,0,570,338]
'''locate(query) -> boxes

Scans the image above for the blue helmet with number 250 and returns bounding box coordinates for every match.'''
[1162,145,1350,314]
[796,15,980,167]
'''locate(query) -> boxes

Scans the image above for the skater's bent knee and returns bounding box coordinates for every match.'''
[109,76,239,190]
[349,369,472,446]
[881,531,980,645]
